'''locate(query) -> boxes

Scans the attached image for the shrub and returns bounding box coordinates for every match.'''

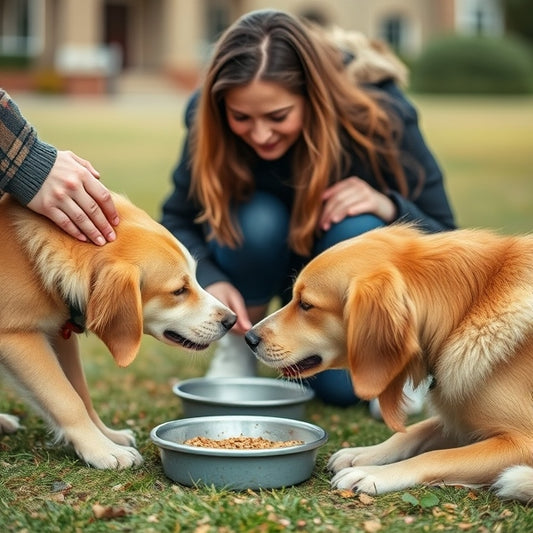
[410,34,533,94]
[0,54,32,70]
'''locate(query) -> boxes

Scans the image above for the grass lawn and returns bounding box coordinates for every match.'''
[1,92,532,532]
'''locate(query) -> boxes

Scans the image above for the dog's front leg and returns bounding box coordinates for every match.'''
[330,433,533,495]
[328,417,453,472]
[53,335,136,447]
[1,332,142,469]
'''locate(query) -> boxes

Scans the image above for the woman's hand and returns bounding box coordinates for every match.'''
[319,177,397,231]
[27,150,119,245]
[206,281,252,335]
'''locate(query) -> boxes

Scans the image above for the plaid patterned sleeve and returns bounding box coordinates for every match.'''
[0,89,57,205]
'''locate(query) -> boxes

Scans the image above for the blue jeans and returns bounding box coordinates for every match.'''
[209,191,385,406]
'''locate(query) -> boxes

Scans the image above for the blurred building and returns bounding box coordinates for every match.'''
[0,0,504,94]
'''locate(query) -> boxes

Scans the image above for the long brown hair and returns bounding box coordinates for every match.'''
[190,9,409,256]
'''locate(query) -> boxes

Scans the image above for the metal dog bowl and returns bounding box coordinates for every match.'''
[173,377,314,420]
[150,415,328,489]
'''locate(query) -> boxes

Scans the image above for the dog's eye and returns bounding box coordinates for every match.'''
[173,287,187,296]
[299,300,313,311]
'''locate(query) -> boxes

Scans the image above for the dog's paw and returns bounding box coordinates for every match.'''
[328,446,383,473]
[102,427,137,447]
[331,466,397,495]
[331,465,415,495]
[0,413,21,434]
[328,448,360,472]
[78,442,144,470]
[331,466,381,494]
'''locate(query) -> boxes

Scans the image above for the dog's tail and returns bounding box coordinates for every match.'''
[493,465,533,504]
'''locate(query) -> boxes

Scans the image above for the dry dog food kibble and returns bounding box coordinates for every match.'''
[184,435,304,449]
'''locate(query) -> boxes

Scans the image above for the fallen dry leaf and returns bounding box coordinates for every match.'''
[359,493,375,505]
[334,489,356,499]
[92,503,128,520]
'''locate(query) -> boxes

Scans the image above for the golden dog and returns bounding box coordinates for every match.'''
[0,193,236,468]
[246,225,533,502]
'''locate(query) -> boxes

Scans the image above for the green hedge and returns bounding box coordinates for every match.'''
[0,54,32,70]
[410,34,533,94]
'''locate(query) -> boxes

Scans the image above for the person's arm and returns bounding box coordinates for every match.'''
[0,89,118,244]
[320,82,456,234]
[0,90,56,202]
[160,93,230,288]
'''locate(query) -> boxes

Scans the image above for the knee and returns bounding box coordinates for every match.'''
[307,369,360,407]
[315,214,385,254]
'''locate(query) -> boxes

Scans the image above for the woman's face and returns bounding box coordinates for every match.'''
[224,80,305,161]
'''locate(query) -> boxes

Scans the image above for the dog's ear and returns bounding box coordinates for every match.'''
[345,265,419,431]
[86,262,143,367]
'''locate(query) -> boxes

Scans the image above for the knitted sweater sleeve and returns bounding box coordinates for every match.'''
[0,89,58,204]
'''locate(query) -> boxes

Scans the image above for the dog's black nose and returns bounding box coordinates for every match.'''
[244,330,261,350]
[222,313,237,331]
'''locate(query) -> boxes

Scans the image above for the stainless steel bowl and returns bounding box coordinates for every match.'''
[173,377,314,420]
[150,415,328,489]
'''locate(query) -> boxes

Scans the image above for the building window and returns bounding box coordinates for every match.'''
[0,0,40,57]
[206,0,232,43]
[455,0,504,37]
[380,15,406,54]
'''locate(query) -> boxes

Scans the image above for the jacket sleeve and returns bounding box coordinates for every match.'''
[380,82,457,233]
[0,89,57,204]
[160,93,231,288]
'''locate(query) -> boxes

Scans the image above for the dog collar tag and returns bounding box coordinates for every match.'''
[60,319,85,339]
[59,303,86,339]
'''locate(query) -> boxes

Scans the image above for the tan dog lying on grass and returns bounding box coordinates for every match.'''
[0,192,236,468]
[246,224,533,503]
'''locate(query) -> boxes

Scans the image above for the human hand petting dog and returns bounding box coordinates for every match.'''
[319,177,396,231]
[27,150,119,246]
